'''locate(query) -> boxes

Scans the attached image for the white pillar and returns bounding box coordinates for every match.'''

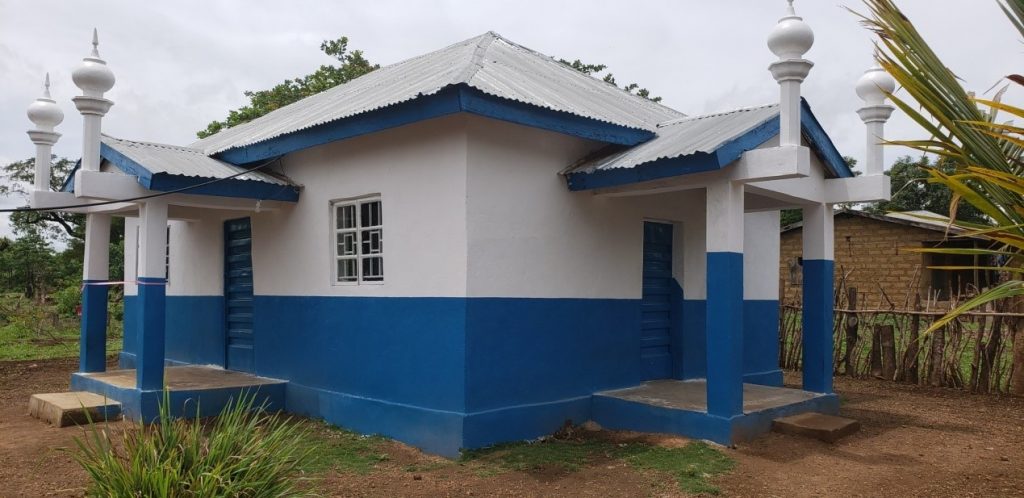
[71,29,115,173]
[801,202,834,393]
[856,66,896,176]
[26,74,63,193]
[767,1,815,147]
[705,181,745,418]
[136,200,168,391]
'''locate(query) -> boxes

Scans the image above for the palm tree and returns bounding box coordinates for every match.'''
[859,0,1024,331]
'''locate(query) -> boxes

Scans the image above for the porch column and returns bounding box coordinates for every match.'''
[80,214,111,372]
[801,203,834,393]
[136,199,168,391]
[705,181,744,418]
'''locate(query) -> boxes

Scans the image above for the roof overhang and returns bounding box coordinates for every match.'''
[62,141,301,202]
[212,84,657,165]
[564,99,852,192]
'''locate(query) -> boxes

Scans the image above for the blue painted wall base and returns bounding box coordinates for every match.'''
[111,293,810,456]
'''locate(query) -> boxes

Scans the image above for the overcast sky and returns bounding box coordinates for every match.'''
[0,0,1020,239]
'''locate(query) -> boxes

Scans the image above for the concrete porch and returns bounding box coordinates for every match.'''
[592,379,839,445]
[69,365,287,421]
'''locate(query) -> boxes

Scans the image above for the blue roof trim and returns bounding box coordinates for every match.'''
[215,84,655,165]
[63,141,299,201]
[566,99,853,191]
[60,159,82,192]
[99,141,156,188]
[148,173,300,202]
[799,99,853,179]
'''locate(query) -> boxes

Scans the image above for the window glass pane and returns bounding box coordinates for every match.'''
[362,256,383,281]
[360,228,382,255]
[336,205,356,229]
[336,232,357,256]
[361,201,381,227]
[337,258,357,282]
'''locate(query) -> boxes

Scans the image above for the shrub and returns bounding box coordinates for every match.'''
[71,391,312,497]
[52,285,81,317]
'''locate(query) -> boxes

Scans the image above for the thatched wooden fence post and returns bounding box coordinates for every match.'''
[844,287,858,376]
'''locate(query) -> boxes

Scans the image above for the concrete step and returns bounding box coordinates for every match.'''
[29,392,122,427]
[772,412,860,443]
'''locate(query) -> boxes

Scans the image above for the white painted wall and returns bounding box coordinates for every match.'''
[743,211,781,300]
[250,115,469,297]
[464,116,706,300]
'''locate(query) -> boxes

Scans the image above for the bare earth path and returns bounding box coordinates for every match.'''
[0,359,1021,497]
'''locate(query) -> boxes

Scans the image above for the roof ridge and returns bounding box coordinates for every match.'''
[454,31,498,83]
[657,102,778,128]
[484,35,687,119]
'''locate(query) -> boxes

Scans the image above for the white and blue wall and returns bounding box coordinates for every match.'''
[120,114,790,456]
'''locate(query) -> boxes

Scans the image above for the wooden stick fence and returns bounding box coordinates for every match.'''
[780,282,1024,395]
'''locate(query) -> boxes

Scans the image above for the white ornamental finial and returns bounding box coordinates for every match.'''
[91,28,100,58]
[857,64,896,176]
[768,0,814,60]
[27,73,64,132]
[72,29,115,98]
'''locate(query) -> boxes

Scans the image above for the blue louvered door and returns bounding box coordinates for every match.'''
[224,217,255,373]
[641,221,674,380]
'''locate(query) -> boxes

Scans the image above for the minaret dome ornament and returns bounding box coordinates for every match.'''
[71,29,115,97]
[767,0,815,60]
[856,66,896,106]
[27,74,64,131]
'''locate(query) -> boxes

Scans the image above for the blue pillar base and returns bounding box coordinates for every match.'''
[802,259,834,393]
[136,277,167,391]
[706,252,744,417]
[79,281,109,373]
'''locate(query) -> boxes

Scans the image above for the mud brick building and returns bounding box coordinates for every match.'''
[780,209,995,307]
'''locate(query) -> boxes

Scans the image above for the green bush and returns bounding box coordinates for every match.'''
[53,285,81,317]
[71,391,312,497]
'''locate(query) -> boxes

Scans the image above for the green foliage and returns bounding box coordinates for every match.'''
[0,293,121,361]
[0,156,84,241]
[302,421,389,474]
[71,391,313,497]
[52,285,82,317]
[864,155,987,223]
[197,37,380,138]
[620,441,735,495]
[858,0,1024,331]
[558,58,663,102]
[462,437,733,492]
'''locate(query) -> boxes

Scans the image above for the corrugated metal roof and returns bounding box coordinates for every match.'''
[191,32,685,155]
[102,135,294,185]
[566,103,779,174]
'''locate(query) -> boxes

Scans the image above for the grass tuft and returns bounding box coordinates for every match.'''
[302,421,390,474]
[620,441,735,495]
[69,390,312,497]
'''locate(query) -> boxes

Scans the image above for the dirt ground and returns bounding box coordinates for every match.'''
[0,359,1021,497]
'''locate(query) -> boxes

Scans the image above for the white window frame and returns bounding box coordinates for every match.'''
[330,195,384,285]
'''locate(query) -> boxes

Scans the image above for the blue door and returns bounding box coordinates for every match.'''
[224,218,255,373]
[641,221,674,380]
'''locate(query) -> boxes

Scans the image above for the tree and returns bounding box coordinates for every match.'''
[858,0,1024,334]
[557,59,663,102]
[863,155,987,223]
[196,37,380,138]
[0,156,83,240]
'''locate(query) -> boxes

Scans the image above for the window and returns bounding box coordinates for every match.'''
[332,197,383,284]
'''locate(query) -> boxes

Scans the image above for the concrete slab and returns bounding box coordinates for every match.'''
[78,366,284,391]
[772,412,861,443]
[597,380,820,414]
[28,392,122,427]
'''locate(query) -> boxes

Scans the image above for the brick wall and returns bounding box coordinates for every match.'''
[780,213,947,307]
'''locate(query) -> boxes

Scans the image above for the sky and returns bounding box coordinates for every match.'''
[0,0,1020,239]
